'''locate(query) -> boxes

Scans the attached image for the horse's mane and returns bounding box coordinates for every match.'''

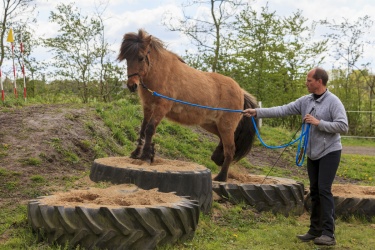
[118,29,185,63]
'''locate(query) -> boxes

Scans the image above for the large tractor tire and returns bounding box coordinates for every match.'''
[304,184,375,220]
[27,185,199,250]
[89,157,213,214]
[213,175,305,216]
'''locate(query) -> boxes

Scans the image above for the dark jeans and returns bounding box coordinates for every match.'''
[307,150,341,238]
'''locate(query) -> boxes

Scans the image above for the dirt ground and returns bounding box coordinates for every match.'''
[0,104,113,207]
[342,145,375,155]
[39,184,183,208]
[1,104,374,208]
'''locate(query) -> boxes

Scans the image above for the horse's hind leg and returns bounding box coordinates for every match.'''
[213,130,235,182]
[211,142,224,166]
[200,124,225,166]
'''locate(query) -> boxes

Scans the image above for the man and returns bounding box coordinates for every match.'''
[243,67,348,246]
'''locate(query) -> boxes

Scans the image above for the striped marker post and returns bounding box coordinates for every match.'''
[0,68,4,102]
[7,28,17,98]
[20,34,26,101]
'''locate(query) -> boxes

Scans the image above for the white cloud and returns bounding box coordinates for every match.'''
[14,0,375,73]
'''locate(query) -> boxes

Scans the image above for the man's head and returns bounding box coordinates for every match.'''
[312,67,329,86]
[306,67,328,94]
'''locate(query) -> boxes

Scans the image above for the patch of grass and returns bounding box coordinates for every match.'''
[253,125,301,149]
[63,151,80,164]
[20,157,42,166]
[0,167,9,176]
[79,139,91,150]
[0,168,21,178]
[93,181,114,189]
[49,137,62,151]
[5,181,19,191]
[342,137,375,147]
[61,174,85,190]
[30,175,46,183]
[23,188,48,198]
[338,154,375,185]
[154,120,218,171]
[64,112,78,121]
[0,143,10,158]
[85,125,125,157]
[93,99,142,148]
[0,205,27,235]
[48,137,81,164]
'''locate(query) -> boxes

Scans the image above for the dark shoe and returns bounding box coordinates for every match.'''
[314,235,336,246]
[297,233,318,242]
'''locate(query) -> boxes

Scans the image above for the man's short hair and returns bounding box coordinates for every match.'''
[313,67,329,86]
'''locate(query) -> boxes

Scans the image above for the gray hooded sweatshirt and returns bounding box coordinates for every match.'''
[255,89,349,160]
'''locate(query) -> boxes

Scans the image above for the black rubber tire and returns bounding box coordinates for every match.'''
[304,192,375,220]
[212,176,305,216]
[28,197,199,249]
[89,158,213,214]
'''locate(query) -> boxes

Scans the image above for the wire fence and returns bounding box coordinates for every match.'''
[345,110,375,138]
[259,106,375,139]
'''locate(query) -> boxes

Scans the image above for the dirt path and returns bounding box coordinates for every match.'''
[342,146,375,156]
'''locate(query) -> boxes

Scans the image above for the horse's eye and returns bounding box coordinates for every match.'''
[138,56,144,62]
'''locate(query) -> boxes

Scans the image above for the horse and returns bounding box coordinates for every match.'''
[117,29,258,182]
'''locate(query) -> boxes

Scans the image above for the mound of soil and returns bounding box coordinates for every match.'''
[37,184,182,208]
[95,156,207,171]
[225,170,296,185]
[0,104,116,208]
[332,184,375,198]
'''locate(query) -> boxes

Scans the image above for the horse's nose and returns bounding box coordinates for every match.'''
[127,82,138,92]
[127,73,140,92]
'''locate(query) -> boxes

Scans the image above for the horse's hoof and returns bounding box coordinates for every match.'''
[150,143,155,163]
[130,153,140,159]
[213,173,227,182]
[139,155,152,164]
[130,149,141,159]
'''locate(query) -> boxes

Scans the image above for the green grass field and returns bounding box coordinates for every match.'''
[0,99,374,249]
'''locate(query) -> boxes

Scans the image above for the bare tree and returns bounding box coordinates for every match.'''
[163,0,246,72]
[92,4,123,102]
[44,3,123,103]
[321,16,373,102]
[323,16,374,135]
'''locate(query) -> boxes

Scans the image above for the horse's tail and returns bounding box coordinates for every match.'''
[233,90,259,162]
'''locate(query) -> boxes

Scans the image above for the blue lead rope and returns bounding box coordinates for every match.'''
[250,117,310,167]
[149,90,309,166]
[296,123,311,166]
[153,92,244,112]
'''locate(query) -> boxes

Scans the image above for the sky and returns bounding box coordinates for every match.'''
[3,0,375,76]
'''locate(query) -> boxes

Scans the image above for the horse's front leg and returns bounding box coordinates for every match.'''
[130,118,148,159]
[139,117,161,163]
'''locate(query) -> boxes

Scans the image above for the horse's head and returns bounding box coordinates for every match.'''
[118,29,157,92]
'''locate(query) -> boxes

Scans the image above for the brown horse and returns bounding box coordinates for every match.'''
[118,29,258,182]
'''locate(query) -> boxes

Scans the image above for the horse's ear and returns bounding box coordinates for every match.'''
[138,29,150,40]
[145,35,153,48]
